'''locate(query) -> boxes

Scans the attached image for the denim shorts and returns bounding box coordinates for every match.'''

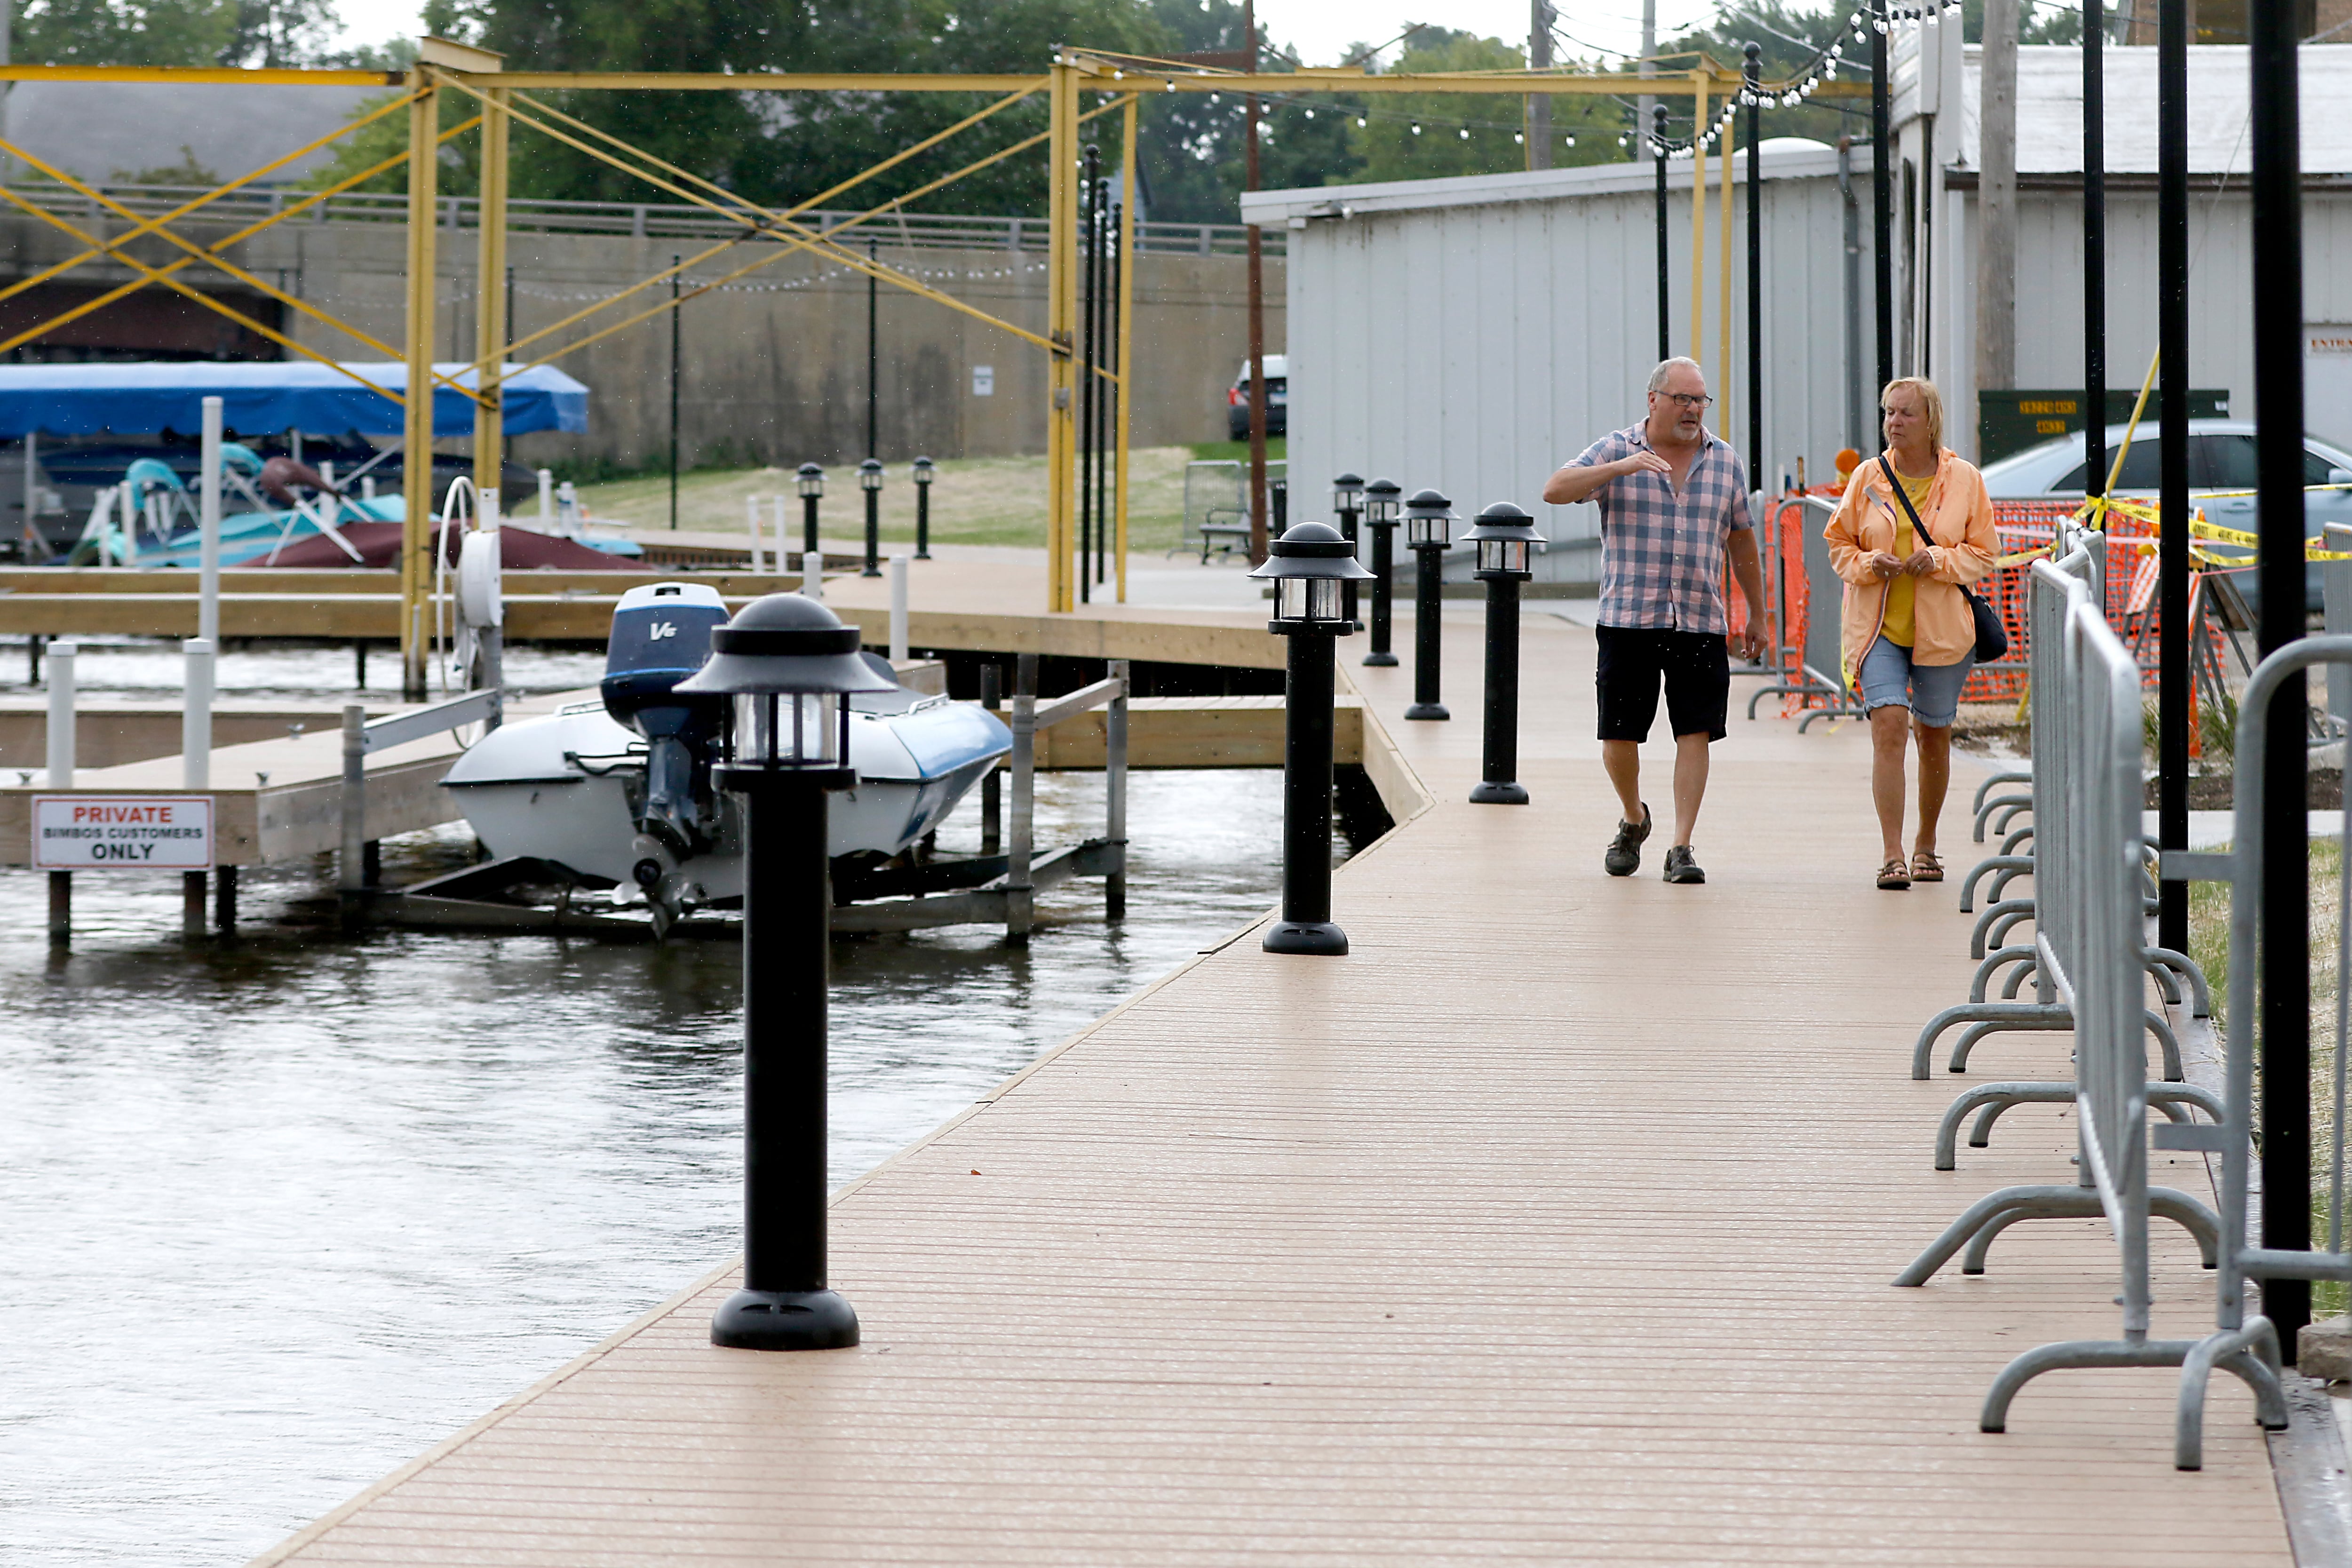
[1858,637,1973,728]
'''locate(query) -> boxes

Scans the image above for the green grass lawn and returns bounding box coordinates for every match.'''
[2190,836,2348,1318]
[570,444,1284,556]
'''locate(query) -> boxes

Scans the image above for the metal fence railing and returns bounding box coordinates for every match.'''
[1889,533,2273,1465]
[0,182,1283,258]
[2169,635,2352,1468]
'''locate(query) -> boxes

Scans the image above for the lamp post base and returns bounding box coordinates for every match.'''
[1403,702,1449,721]
[710,1287,860,1351]
[1469,780,1529,805]
[1361,650,1398,667]
[1263,919,1348,955]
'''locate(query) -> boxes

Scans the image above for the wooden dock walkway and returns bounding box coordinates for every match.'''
[247,603,2295,1564]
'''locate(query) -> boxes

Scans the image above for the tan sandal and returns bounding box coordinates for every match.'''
[1877,859,1912,891]
[1911,851,1944,883]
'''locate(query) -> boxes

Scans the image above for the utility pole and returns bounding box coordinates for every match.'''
[1528,0,1552,171]
[1976,0,2018,420]
[1244,0,1269,565]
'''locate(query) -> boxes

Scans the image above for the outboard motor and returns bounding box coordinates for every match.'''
[601,582,731,860]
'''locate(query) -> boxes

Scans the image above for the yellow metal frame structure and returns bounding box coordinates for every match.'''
[0,51,1814,684]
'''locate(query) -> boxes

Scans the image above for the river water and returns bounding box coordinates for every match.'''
[0,642,1302,1567]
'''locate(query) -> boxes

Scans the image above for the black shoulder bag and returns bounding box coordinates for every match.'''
[1879,455,2008,665]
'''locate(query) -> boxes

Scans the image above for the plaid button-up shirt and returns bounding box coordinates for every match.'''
[1566,422,1753,635]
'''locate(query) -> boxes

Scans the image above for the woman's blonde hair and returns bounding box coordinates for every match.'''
[1881,376,1945,453]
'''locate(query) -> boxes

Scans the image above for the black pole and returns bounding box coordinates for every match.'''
[709,771,858,1351]
[866,238,879,462]
[1338,496,1362,631]
[2157,0,2190,956]
[1471,573,1527,804]
[1745,43,1763,485]
[2084,0,2108,502]
[915,475,931,560]
[1871,6,1893,390]
[1263,626,1346,955]
[1365,519,1398,665]
[1654,103,1670,363]
[1078,148,1099,606]
[802,492,819,557]
[2250,0,2311,1354]
[979,662,1001,853]
[1406,543,1449,721]
[861,464,881,577]
[668,255,681,532]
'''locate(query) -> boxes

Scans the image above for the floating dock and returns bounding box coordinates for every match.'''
[244,597,2309,1566]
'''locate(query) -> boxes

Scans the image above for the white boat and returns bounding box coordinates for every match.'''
[443,582,1010,930]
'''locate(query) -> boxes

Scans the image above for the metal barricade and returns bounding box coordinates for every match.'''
[1899,558,2222,1274]
[1897,570,2268,1457]
[2170,635,2352,1469]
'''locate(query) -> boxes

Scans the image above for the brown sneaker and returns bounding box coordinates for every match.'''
[1605,805,1652,876]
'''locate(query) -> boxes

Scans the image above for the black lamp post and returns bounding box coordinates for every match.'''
[858,459,884,577]
[796,462,824,557]
[1360,477,1401,667]
[1248,521,1374,957]
[1403,488,1454,721]
[1332,472,1365,632]
[912,456,935,559]
[1461,502,1544,805]
[676,593,895,1352]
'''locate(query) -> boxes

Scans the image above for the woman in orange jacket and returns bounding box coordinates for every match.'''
[1823,377,1999,890]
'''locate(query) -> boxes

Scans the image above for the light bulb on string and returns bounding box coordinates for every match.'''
[1513,130,1524,143]
[1565,133,1576,146]
[1459,125,1470,139]
[1411,121,1422,134]
[1357,115,1367,127]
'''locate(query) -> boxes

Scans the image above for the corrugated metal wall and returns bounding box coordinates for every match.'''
[1276,151,1867,587]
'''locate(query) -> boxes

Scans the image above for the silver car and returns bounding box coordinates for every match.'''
[1979,419,2352,612]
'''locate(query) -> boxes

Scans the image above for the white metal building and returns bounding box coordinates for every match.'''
[1246,40,2352,589]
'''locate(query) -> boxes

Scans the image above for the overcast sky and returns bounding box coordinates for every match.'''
[327,0,1720,70]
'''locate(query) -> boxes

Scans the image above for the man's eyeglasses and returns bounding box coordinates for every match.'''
[1657,392,1714,410]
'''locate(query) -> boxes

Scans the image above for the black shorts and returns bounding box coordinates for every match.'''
[1595,625,1730,742]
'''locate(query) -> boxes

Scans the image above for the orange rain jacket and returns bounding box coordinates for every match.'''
[1823,447,2000,675]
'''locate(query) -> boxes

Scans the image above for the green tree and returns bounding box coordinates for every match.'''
[1134,0,1360,223]
[14,0,238,66]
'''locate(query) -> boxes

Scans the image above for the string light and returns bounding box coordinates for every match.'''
[1459,124,1471,140]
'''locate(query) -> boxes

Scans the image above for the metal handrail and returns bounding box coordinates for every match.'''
[0,181,1285,257]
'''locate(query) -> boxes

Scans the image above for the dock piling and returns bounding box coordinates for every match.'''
[182,636,216,940]
[979,663,1002,853]
[1105,658,1128,920]
[339,703,366,925]
[213,864,238,934]
[198,396,222,644]
[45,637,74,946]
[889,555,910,662]
[1007,653,1036,943]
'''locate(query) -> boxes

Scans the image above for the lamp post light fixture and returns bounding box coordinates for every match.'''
[795,463,824,557]
[1461,502,1545,805]
[1403,488,1455,721]
[912,456,935,559]
[675,594,896,1352]
[1360,477,1402,667]
[1248,521,1375,957]
[1332,472,1366,632]
[858,459,885,577]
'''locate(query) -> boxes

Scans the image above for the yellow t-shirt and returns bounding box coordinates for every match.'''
[1882,472,1931,648]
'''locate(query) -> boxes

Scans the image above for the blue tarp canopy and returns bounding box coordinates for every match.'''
[0,360,589,439]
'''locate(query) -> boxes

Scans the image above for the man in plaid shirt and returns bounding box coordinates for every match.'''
[1542,358,1766,885]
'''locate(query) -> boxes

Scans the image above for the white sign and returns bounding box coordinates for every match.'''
[33,795,215,870]
[2309,326,2352,450]
[971,364,995,397]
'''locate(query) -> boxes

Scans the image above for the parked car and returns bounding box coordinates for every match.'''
[1978,419,2352,612]
[1226,354,1287,441]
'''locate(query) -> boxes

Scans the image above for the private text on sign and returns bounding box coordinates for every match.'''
[32,796,215,871]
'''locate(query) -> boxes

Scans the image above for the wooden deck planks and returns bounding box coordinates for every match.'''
[253,606,2293,1566]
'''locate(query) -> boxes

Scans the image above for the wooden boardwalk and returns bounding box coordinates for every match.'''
[252,605,2292,1565]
